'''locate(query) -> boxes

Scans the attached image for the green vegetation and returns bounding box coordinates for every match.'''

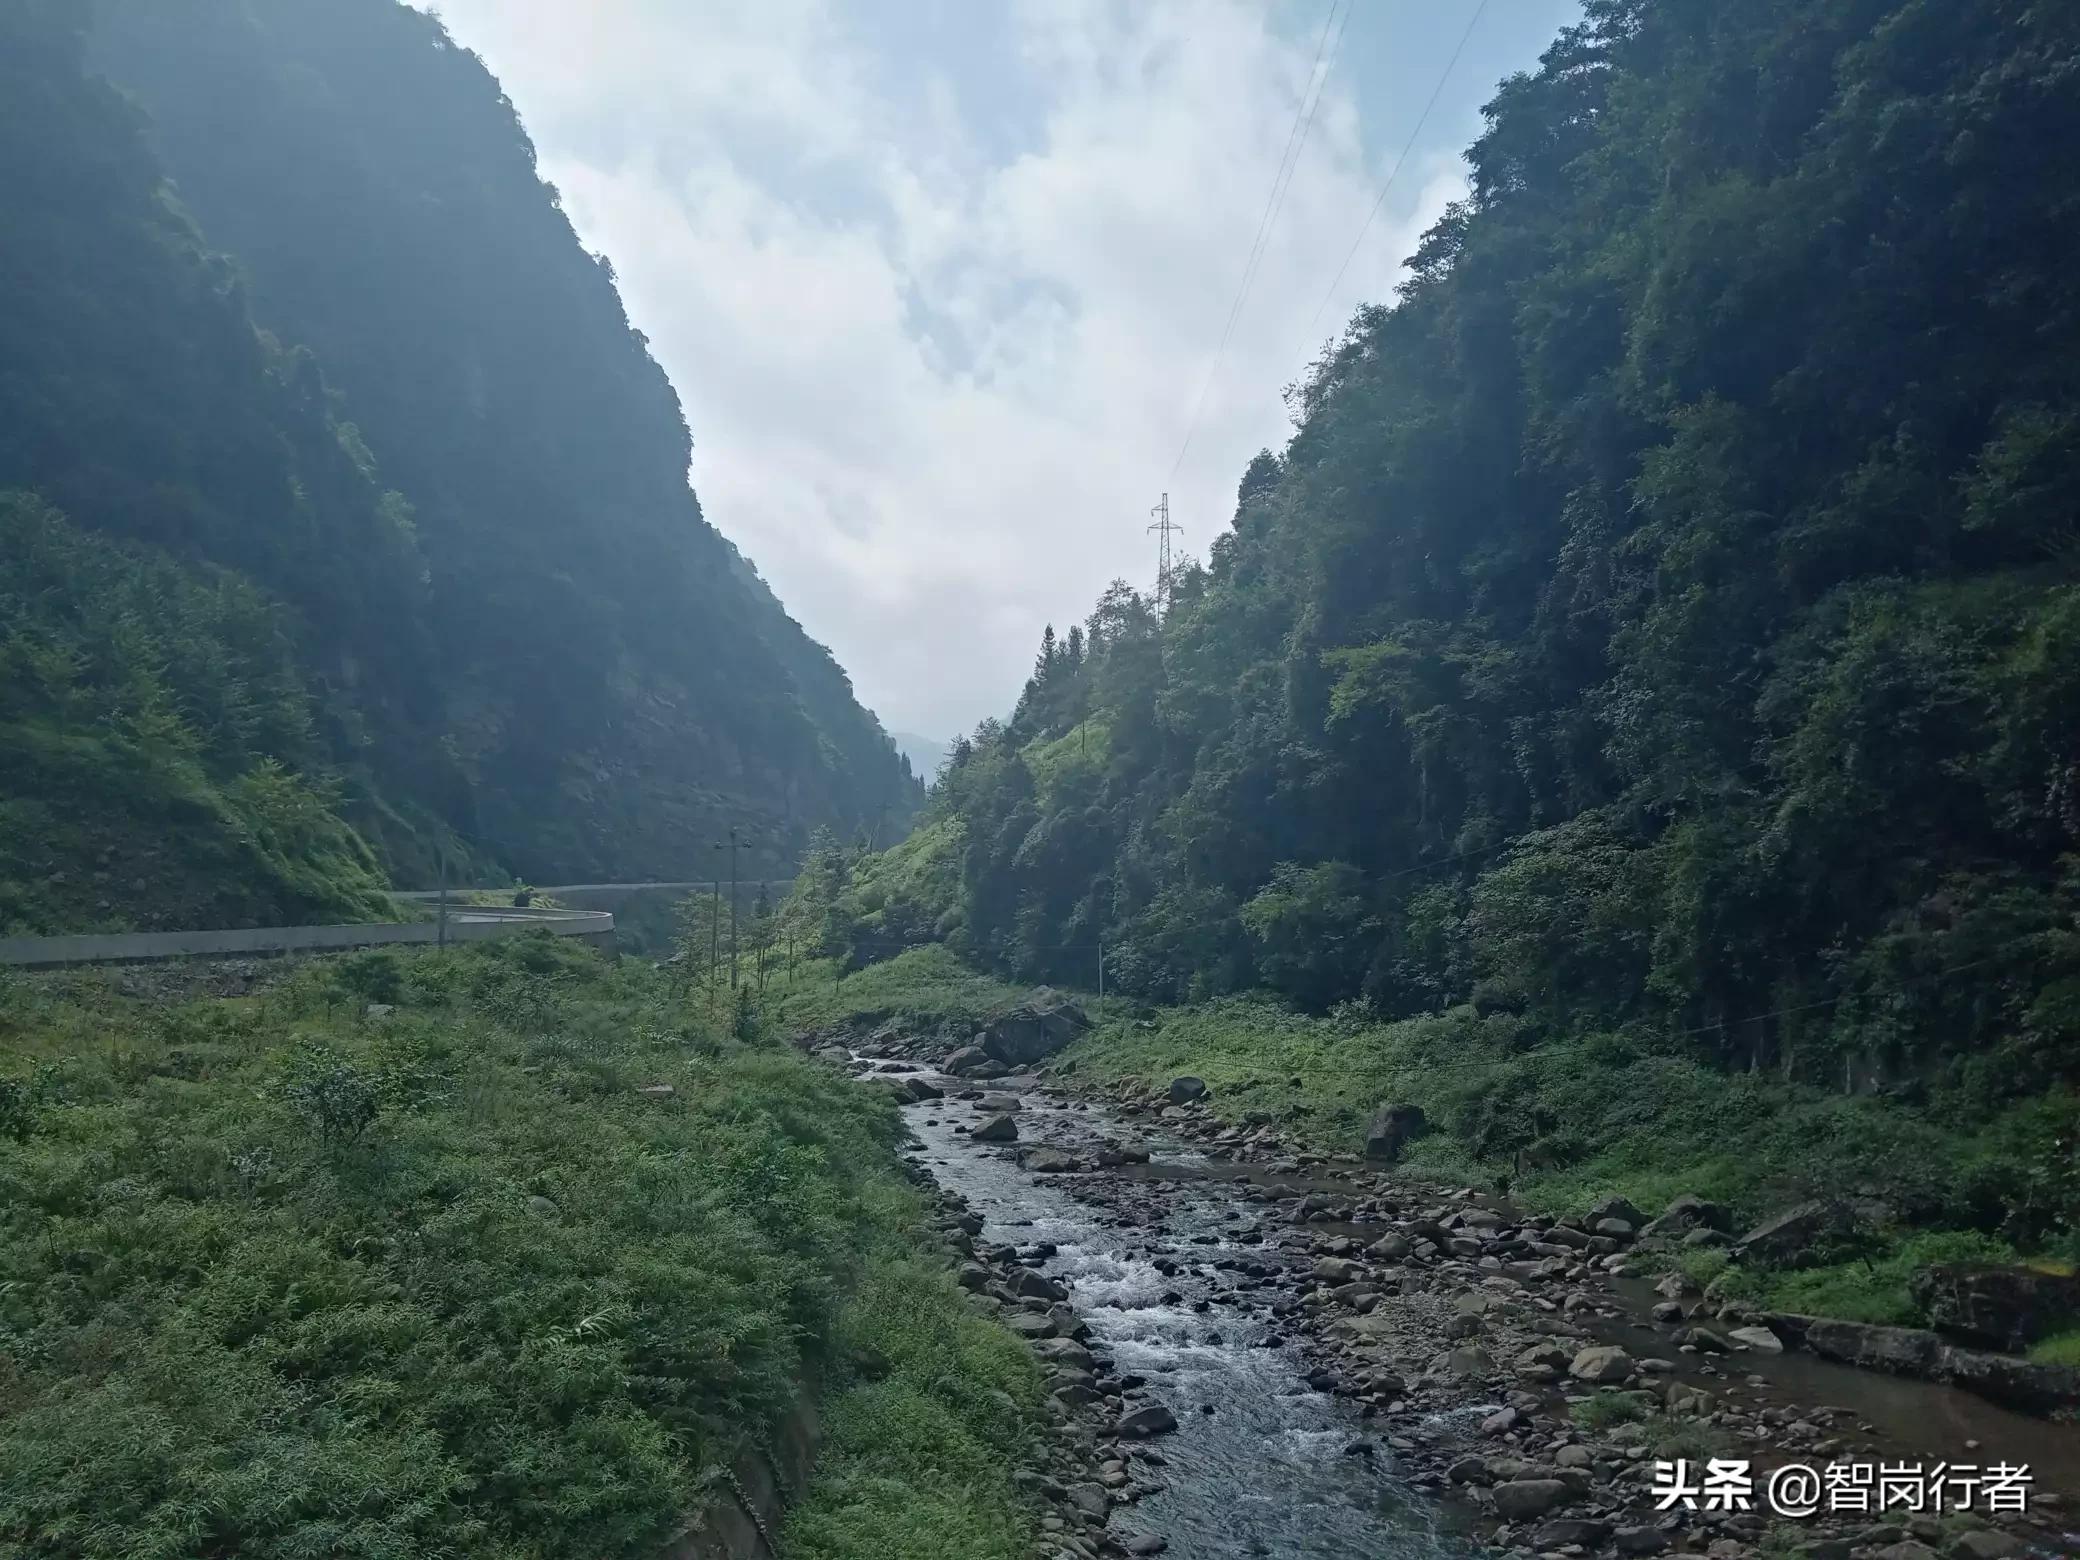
[1570,1391,1649,1431]
[0,938,1040,1558]
[773,943,1038,1036]
[1043,1000,2071,1243]
[791,0,2080,1307]
[1706,1232,2019,1327]
[2032,1331,2080,1368]
[782,1258,1043,1560]
[0,0,916,931]
[0,497,397,933]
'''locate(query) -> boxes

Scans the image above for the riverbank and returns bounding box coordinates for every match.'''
[782,948,2078,1360]
[838,1038,2078,1559]
[0,938,1049,1559]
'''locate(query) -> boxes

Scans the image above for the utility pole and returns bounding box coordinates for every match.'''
[709,843,722,999]
[729,825,740,989]
[1148,492,1182,617]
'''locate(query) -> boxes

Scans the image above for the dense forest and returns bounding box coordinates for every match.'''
[809,0,2080,1108]
[1,0,918,933]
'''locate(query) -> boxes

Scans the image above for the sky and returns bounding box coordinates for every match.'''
[411,0,1579,741]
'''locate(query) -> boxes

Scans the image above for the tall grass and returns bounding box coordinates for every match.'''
[0,936,1040,1558]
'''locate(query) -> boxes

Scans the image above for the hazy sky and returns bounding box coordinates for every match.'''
[412,0,1579,739]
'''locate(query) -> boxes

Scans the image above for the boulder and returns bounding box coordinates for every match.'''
[977,988,1091,1067]
[1639,1193,1731,1239]
[894,1076,942,1103]
[1167,1075,1207,1104]
[1727,1324,1784,1352]
[1363,1103,1428,1162]
[1613,1527,1669,1556]
[1586,1195,1647,1228]
[1536,1519,1614,1549]
[944,1045,991,1075]
[1019,1145,1083,1174]
[1031,1337,1096,1371]
[1490,1478,1571,1521]
[971,1113,1019,1143]
[1568,1344,1633,1383]
[1949,1531,2027,1560]
[1732,1199,1853,1268]
[1115,1403,1178,1438]
[1909,1262,2080,1353]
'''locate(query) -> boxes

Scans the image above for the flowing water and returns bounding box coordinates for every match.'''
[894,1071,1476,1559]
[882,1061,2080,1556]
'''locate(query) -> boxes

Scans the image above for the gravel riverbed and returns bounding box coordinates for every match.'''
[846,1047,2077,1560]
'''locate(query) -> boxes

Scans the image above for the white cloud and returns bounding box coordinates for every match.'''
[416,0,1472,736]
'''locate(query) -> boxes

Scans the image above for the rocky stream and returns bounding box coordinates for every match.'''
[819,1007,2080,1560]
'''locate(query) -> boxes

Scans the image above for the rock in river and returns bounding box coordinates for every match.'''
[1116,1403,1179,1438]
[971,1113,1019,1143]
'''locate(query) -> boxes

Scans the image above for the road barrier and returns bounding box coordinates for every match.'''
[0,905,616,970]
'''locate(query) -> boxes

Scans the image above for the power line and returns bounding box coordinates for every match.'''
[1308,0,1489,336]
[1170,0,1351,484]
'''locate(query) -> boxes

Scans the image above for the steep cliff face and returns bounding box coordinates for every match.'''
[85,0,920,884]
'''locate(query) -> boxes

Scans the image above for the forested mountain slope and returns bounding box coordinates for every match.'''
[0,0,917,932]
[810,0,2080,1109]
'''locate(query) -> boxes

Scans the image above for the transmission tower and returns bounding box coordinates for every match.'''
[1148,492,1182,617]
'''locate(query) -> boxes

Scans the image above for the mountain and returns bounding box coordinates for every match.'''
[805,0,2080,1104]
[0,0,919,933]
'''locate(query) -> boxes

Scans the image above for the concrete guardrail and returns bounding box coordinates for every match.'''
[0,905,616,970]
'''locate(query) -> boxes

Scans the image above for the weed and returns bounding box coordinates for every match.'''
[1571,1390,1650,1430]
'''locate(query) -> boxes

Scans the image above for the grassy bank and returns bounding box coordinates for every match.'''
[790,953,2079,1339]
[771,944,1041,1035]
[0,937,1041,1559]
[1055,997,2079,1322]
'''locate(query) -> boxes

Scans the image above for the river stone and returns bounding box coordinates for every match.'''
[1363,1102,1428,1162]
[1728,1324,1784,1352]
[1586,1194,1647,1227]
[1167,1075,1207,1104]
[1032,1338,1096,1371]
[1116,1403,1178,1438]
[1569,1344,1633,1383]
[1733,1199,1853,1268]
[1446,1345,1494,1377]
[1015,1268,1070,1301]
[1537,1518,1614,1548]
[1950,1531,2026,1560]
[1640,1193,1731,1239]
[1910,1262,2080,1352]
[971,1113,1019,1143]
[1069,1483,1110,1520]
[945,1044,990,1075]
[1614,1527,1670,1555]
[1367,1233,1412,1260]
[1020,1145,1082,1174]
[1490,1478,1570,1520]
[976,989,1090,1066]
[1313,1256,1364,1285]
